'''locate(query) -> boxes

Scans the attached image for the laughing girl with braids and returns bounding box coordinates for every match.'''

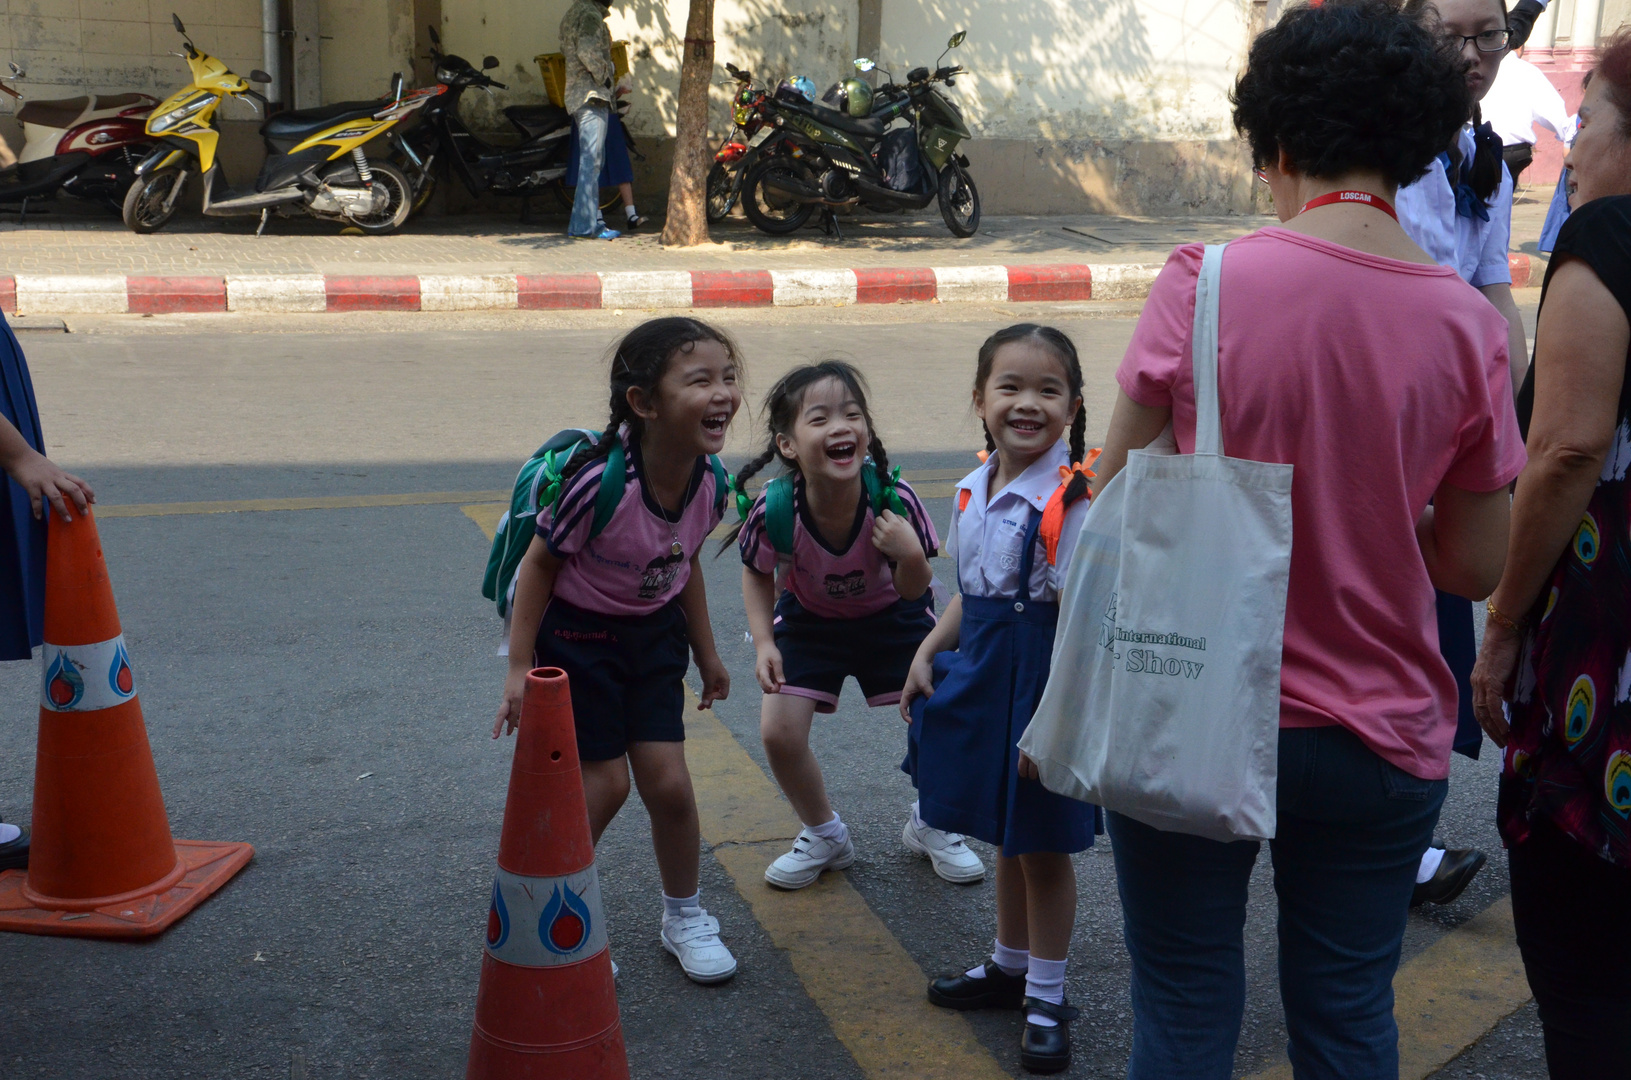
[902,325,1099,1074]
[725,361,984,889]
[493,316,742,986]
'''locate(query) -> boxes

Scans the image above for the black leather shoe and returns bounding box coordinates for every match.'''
[1020,997,1080,1074]
[1411,847,1487,907]
[0,820,29,872]
[927,961,1026,1010]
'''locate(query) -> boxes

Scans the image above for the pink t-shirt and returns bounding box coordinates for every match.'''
[738,475,938,618]
[540,431,724,617]
[1117,229,1527,779]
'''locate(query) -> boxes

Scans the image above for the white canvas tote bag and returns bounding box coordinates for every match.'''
[1019,244,1294,842]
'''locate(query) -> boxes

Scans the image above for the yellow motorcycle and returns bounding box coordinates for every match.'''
[123,13,430,235]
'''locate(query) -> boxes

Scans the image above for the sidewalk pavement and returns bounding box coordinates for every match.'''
[0,188,1557,316]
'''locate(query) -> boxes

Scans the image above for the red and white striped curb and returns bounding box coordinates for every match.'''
[0,253,1543,316]
[0,263,1151,316]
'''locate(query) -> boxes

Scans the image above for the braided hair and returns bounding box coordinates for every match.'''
[720,359,892,549]
[973,324,1091,510]
[559,316,740,483]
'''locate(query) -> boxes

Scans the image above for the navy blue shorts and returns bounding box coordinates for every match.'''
[772,592,935,713]
[533,597,689,761]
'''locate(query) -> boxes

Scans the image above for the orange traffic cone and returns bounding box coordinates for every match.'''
[466,666,628,1080]
[0,510,252,938]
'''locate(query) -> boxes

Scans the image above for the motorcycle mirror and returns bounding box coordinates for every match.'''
[948,30,966,48]
[7,62,21,78]
[482,56,500,70]
[428,25,441,46]
[172,13,185,33]
[854,57,876,72]
[249,69,272,83]
[391,72,404,101]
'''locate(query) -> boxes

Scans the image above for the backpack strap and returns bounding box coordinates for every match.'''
[957,489,971,513]
[706,454,730,521]
[586,438,627,541]
[763,475,796,556]
[1036,452,1102,566]
[860,463,909,520]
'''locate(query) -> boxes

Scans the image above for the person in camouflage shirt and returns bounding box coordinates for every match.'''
[560,0,618,239]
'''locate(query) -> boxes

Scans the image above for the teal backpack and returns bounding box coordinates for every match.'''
[756,462,908,556]
[482,428,728,616]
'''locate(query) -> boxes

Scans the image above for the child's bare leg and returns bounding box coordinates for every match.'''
[1017,851,1076,960]
[581,757,632,843]
[996,850,1031,951]
[618,182,635,209]
[760,694,831,826]
[627,740,701,898]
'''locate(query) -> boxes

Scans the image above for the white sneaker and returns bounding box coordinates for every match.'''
[902,813,986,883]
[660,907,738,984]
[763,827,855,890]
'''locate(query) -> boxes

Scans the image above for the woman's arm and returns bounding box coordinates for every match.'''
[1091,391,1172,498]
[495,536,563,736]
[1478,283,1530,399]
[899,593,962,721]
[1471,256,1628,743]
[742,565,783,693]
[678,553,729,708]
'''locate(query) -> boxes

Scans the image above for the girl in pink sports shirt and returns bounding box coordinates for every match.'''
[727,361,986,890]
[493,317,742,986]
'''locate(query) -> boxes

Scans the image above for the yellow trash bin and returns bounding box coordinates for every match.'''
[536,41,630,107]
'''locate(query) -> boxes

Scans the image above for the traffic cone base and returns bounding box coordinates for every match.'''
[0,838,252,939]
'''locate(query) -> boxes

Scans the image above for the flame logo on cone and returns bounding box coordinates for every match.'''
[44,651,84,709]
[487,878,510,950]
[538,883,592,955]
[108,639,135,698]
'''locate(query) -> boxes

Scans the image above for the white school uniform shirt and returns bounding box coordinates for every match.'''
[1482,53,1573,147]
[945,441,1089,603]
[1395,123,1514,288]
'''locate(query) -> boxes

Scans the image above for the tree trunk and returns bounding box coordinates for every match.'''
[660,0,716,247]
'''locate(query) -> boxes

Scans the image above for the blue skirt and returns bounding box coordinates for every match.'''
[909,594,1099,856]
[567,114,633,188]
[1437,589,1482,759]
[0,313,45,661]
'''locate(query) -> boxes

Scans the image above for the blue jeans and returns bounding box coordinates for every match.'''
[1110,724,1446,1080]
[569,101,610,237]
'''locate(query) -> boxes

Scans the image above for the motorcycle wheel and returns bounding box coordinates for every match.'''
[742,159,816,235]
[345,161,413,235]
[706,161,735,223]
[938,161,980,239]
[407,169,436,217]
[122,168,185,233]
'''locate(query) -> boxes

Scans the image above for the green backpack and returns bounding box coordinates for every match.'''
[481,428,729,616]
[757,462,908,556]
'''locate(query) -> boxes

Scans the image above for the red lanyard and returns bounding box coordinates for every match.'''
[1299,189,1397,220]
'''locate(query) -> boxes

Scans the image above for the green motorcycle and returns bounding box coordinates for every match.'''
[739,31,979,239]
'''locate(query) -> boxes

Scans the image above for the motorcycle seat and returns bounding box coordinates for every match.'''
[95,93,152,110]
[779,97,885,139]
[262,100,383,141]
[17,98,90,129]
[504,103,571,138]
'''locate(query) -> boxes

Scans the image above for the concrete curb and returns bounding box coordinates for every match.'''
[0,262,1151,316]
[0,254,1545,316]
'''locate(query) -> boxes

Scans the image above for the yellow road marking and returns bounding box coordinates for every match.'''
[97,490,510,519]
[1245,896,1530,1080]
[463,503,1005,1079]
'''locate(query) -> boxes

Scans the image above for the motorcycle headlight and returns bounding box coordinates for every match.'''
[734,106,751,126]
[436,66,458,83]
[150,93,212,132]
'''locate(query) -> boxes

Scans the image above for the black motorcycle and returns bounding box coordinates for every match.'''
[737,31,978,239]
[397,26,615,219]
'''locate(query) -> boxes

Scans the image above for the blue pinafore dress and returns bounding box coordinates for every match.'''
[908,509,1099,856]
[0,313,46,662]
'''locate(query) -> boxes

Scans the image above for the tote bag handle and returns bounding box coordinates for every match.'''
[1193,244,1225,456]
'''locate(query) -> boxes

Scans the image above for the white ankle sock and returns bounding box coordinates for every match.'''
[808,812,847,843]
[625,204,639,220]
[1025,957,1067,1027]
[1417,846,1446,884]
[911,800,927,830]
[966,938,1029,979]
[663,890,700,919]
[0,823,19,845]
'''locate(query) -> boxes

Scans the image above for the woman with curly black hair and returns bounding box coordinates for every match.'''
[1092,2,1527,1076]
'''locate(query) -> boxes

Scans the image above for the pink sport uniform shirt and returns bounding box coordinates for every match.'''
[738,475,938,618]
[540,431,725,617]
[1118,230,1527,780]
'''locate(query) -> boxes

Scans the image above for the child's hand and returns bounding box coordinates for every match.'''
[1018,751,1040,780]
[755,645,785,694]
[696,652,731,710]
[870,509,921,564]
[8,451,94,522]
[899,653,935,722]
[493,667,527,738]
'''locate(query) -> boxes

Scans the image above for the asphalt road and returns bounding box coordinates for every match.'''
[0,305,1542,1079]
